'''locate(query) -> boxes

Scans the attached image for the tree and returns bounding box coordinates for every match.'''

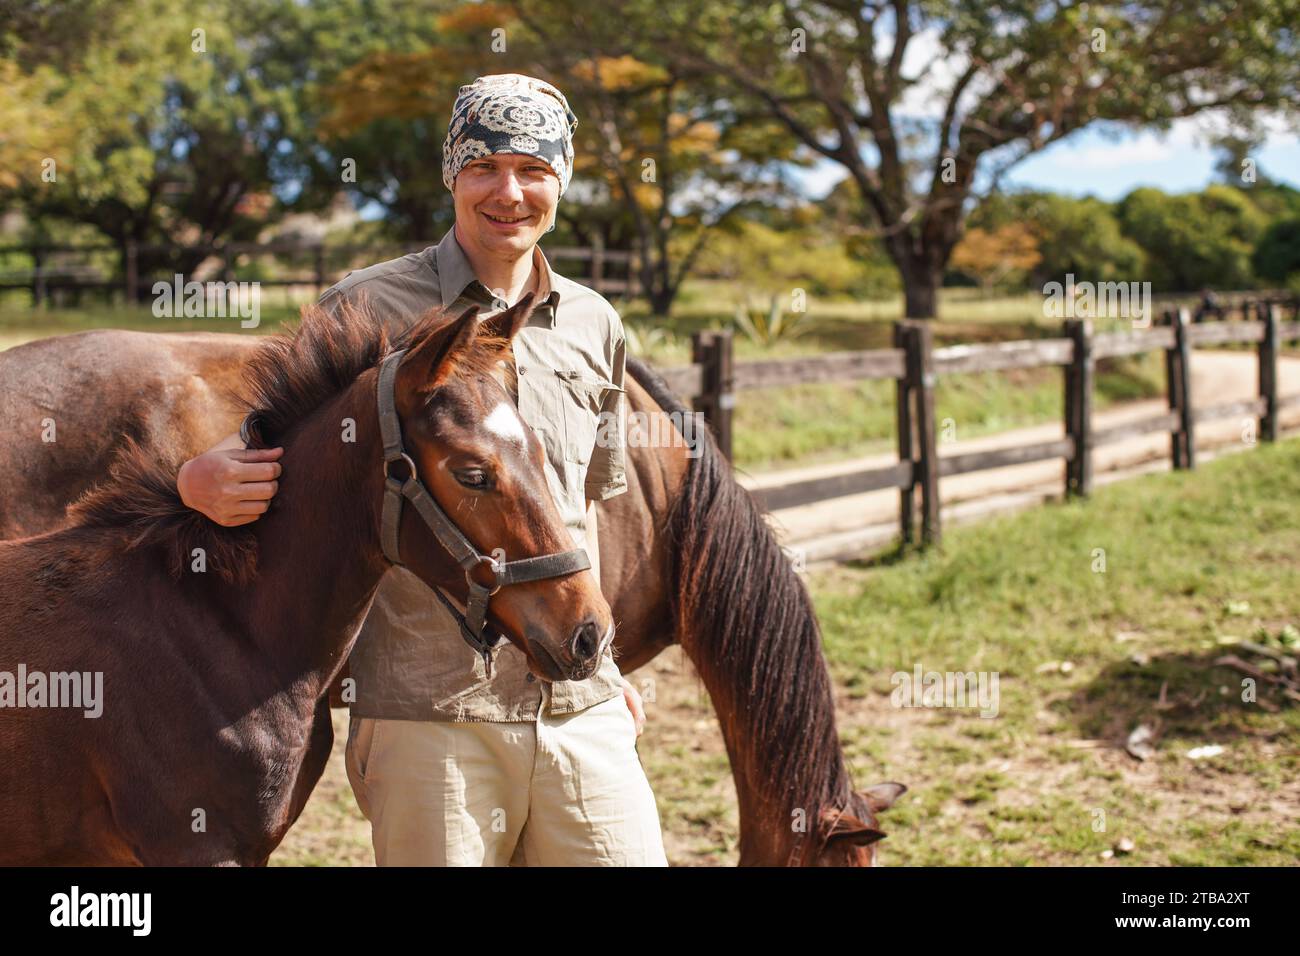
[1252,219,1300,285]
[604,0,1300,317]
[558,54,790,315]
[695,216,892,298]
[950,223,1041,293]
[970,191,1145,286]
[0,0,127,192]
[1118,185,1267,290]
[5,0,337,297]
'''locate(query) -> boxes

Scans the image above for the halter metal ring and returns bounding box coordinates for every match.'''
[385,452,418,483]
[467,554,503,596]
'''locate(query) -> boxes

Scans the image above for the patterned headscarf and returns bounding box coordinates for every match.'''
[442,73,578,197]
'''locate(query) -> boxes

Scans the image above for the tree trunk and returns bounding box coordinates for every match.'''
[401,207,430,242]
[901,266,940,319]
[648,284,675,317]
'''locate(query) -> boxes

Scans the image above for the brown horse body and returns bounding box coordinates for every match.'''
[0,323,902,865]
[0,300,613,864]
[0,330,259,539]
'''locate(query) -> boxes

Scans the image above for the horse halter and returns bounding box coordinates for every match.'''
[374,348,593,677]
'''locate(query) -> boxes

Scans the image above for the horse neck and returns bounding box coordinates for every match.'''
[658,411,855,866]
[720,689,853,866]
[723,737,802,865]
[240,373,389,692]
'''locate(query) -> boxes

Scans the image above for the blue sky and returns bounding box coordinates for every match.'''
[1003,125,1300,200]
[791,122,1300,203]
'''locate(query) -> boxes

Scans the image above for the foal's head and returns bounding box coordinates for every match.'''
[378,295,613,682]
[70,294,612,683]
[801,782,906,866]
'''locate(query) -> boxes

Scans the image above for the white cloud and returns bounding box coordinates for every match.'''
[1052,134,1174,168]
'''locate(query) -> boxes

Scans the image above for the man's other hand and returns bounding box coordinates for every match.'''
[177,445,284,527]
[619,676,646,737]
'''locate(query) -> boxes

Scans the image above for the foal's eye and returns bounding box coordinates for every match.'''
[454,469,493,490]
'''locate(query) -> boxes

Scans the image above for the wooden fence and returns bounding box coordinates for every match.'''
[662,298,1300,550]
[0,237,636,303]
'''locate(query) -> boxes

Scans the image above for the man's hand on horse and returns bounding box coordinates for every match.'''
[177,444,284,527]
[619,676,646,737]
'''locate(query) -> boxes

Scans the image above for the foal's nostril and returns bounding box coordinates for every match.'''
[570,620,601,662]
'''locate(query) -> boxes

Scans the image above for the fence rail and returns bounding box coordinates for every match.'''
[0,238,637,301]
[667,297,1300,550]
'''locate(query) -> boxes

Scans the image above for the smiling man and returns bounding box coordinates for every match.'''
[176,73,667,866]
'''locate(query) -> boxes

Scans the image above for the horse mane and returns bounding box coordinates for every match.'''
[69,299,511,585]
[627,356,866,851]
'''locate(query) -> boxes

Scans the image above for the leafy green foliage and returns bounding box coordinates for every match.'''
[1252,218,1300,284]
[1118,185,1269,289]
[731,294,815,345]
[971,192,1147,287]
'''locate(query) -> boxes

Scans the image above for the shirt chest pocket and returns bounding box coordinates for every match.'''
[516,365,619,467]
[553,369,622,465]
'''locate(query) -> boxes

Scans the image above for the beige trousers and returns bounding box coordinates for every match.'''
[345,694,668,866]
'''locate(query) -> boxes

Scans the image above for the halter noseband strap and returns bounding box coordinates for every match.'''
[375,349,592,676]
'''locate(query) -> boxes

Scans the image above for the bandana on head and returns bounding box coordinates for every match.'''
[442,73,578,197]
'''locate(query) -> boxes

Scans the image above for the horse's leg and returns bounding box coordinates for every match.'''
[283,697,336,824]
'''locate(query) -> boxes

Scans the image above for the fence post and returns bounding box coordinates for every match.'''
[893,321,915,545]
[1175,307,1196,468]
[692,330,735,461]
[1166,307,1196,469]
[1258,301,1279,443]
[903,322,940,547]
[1162,310,1181,468]
[1064,319,1095,498]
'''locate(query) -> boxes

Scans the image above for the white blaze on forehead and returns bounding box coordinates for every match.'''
[484,400,527,444]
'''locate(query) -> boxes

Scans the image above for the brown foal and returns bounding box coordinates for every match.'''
[0,294,610,865]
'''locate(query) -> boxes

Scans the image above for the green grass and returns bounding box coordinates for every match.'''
[809,436,1300,865]
[730,353,1164,471]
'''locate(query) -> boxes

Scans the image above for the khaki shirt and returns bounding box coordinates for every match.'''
[320,226,628,721]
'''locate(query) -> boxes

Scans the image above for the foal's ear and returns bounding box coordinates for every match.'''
[396,306,481,398]
[860,782,908,813]
[822,811,886,849]
[479,291,536,342]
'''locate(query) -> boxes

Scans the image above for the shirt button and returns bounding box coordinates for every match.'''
[518,365,527,375]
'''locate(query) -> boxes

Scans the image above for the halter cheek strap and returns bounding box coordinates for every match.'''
[374,349,593,676]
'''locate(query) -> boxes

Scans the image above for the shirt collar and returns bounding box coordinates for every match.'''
[436,224,561,328]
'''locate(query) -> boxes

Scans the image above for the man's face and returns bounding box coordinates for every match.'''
[453,153,560,260]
